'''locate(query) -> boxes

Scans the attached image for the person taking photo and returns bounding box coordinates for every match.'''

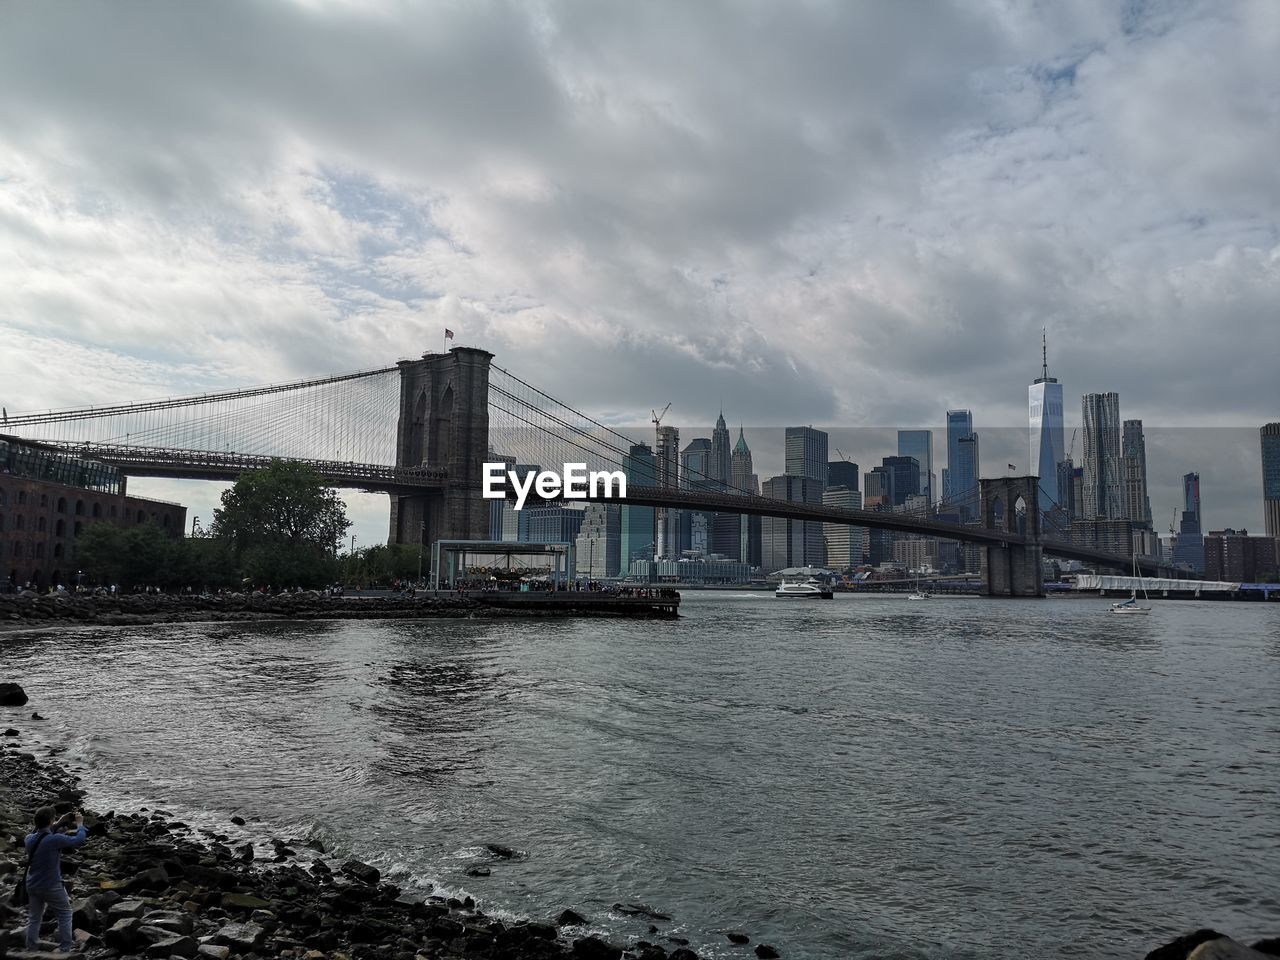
[23,806,88,954]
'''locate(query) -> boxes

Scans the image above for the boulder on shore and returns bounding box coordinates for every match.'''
[1188,940,1279,959]
[0,682,28,706]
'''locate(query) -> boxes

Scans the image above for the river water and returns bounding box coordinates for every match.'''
[2,593,1277,959]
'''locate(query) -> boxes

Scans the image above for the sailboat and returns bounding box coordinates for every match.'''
[1109,554,1152,615]
[907,570,932,600]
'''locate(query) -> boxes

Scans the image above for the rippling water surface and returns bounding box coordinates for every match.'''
[3,594,1278,958]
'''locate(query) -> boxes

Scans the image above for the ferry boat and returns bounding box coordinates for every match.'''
[775,578,833,599]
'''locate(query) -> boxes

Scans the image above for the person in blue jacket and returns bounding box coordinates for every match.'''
[24,806,88,953]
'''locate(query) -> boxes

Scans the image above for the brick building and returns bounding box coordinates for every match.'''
[1203,529,1279,583]
[0,436,186,590]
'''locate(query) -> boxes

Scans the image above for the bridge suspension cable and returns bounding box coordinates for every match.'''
[3,365,402,466]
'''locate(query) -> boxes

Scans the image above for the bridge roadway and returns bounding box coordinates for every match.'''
[519,485,1189,579]
[58,444,447,495]
[58,445,1185,579]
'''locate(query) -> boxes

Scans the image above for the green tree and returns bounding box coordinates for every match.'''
[210,460,350,587]
[74,522,127,586]
[339,543,421,586]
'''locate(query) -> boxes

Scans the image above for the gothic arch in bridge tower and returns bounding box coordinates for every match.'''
[979,475,1043,598]
[408,390,428,466]
[431,384,455,469]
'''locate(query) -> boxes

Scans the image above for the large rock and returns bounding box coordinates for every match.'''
[573,936,623,960]
[0,682,28,706]
[124,866,172,893]
[1148,931,1232,960]
[1189,942,1278,959]
[212,921,266,950]
[103,917,144,951]
[341,859,381,885]
[221,891,272,911]
[145,933,199,958]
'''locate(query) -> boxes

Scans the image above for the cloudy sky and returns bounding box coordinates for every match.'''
[1,0,1277,544]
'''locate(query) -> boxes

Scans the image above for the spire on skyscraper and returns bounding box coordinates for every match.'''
[734,426,750,454]
[1035,328,1057,384]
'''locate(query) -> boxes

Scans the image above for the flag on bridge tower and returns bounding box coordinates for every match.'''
[445,328,454,340]
[1008,463,1016,472]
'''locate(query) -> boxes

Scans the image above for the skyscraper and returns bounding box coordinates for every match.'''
[1028,333,1065,513]
[680,437,713,556]
[956,436,979,516]
[897,430,933,503]
[881,456,921,508]
[730,427,760,564]
[1121,419,1152,527]
[574,503,621,578]
[823,486,865,570]
[486,451,516,540]
[1081,392,1123,519]
[827,460,860,492]
[785,426,829,482]
[620,443,656,574]
[681,438,713,489]
[784,426,827,563]
[710,411,731,488]
[1263,423,1280,539]
[731,427,757,494]
[1172,472,1205,573]
[945,410,979,519]
[761,475,824,572]
[655,425,680,559]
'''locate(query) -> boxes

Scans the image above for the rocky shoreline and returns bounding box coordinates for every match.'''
[0,706,761,960]
[0,591,670,633]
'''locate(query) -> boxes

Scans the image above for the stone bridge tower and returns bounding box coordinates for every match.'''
[979,475,1043,597]
[390,347,493,554]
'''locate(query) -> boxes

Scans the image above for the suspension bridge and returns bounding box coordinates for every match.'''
[1,347,1189,595]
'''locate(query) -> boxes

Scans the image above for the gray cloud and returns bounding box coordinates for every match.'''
[1,0,1277,547]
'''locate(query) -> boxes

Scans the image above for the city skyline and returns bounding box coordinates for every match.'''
[0,1,1275,550]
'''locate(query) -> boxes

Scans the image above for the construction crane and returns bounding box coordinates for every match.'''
[1066,428,1077,463]
[835,447,851,462]
[651,403,671,429]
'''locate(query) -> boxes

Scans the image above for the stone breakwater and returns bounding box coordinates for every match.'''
[0,591,675,632]
[0,592,482,631]
[0,719,772,960]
